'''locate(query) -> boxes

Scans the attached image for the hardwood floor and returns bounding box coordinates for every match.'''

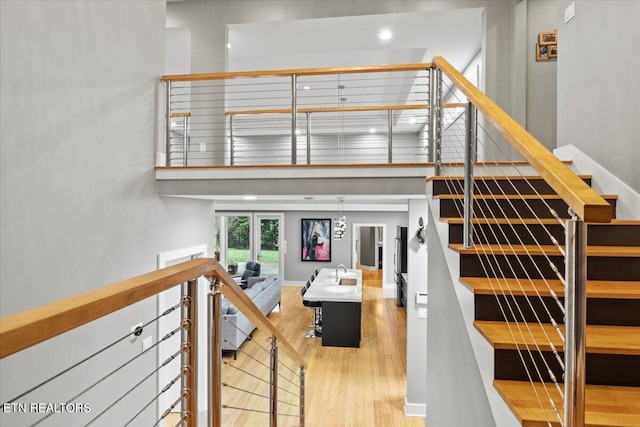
[358,264,383,288]
[169,279,420,426]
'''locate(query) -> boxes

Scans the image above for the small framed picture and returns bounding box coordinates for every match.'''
[548,44,558,58]
[539,30,557,45]
[536,44,549,61]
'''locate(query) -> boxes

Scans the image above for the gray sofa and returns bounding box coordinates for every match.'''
[220,276,281,357]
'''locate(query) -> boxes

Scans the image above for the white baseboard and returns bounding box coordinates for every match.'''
[555,144,640,219]
[404,397,426,417]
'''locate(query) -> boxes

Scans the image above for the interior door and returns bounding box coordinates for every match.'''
[254,214,283,278]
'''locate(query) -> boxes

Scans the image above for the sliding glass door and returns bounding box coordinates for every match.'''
[216,213,283,279]
[255,215,280,277]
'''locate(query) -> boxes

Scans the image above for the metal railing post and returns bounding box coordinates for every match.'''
[165,81,172,167]
[291,74,297,165]
[428,68,435,163]
[306,112,311,165]
[183,115,189,167]
[299,366,305,426]
[269,336,278,427]
[387,109,393,163]
[434,68,443,176]
[564,211,587,427]
[182,279,198,425]
[463,102,476,248]
[229,115,235,166]
[208,280,222,427]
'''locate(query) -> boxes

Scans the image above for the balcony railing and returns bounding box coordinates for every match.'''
[0,259,306,426]
[161,64,434,166]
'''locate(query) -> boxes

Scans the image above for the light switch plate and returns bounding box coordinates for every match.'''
[418,308,428,319]
[565,2,575,24]
[200,143,206,152]
[142,336,153,352]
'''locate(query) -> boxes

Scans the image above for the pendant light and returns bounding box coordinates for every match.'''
[334,198,347,240]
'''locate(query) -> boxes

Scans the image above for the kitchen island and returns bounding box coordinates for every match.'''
[303,267,363,347]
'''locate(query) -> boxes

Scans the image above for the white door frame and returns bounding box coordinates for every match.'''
[254,212,285,279]
[351,223,386,280]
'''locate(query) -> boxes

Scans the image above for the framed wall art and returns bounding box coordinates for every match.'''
[536,43,550,61]
[539,30,557,45]
[301,218,331,262]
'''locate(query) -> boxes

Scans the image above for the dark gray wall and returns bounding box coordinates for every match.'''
[557,0,640,192]
[359,226,377,267]
[0,1,214,424]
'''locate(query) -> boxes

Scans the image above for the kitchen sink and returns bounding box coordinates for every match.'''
[338,278,357,286]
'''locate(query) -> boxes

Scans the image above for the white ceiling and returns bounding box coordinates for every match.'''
[184,8,485,206]
[227,8,484,71]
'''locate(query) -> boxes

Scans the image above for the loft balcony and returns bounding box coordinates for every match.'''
[155,63,476,199]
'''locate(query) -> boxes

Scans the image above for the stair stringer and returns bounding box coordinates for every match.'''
[426,192,520,427]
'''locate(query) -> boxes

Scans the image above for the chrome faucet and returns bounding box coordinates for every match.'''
[335,264,347,281]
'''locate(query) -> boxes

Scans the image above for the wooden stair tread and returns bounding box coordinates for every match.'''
[435,194,618,200]
[427,173,590,182]
[442,217,564,225]
[442,218,639,225]
[449,243,640,257]
[494,380,640,427]
[474,320,640,355]
[460,277,640,300]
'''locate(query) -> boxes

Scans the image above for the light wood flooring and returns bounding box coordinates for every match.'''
[168,272,420,426]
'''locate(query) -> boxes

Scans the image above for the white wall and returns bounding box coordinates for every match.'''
[405,198,429,416]
[0,2,215,425]
[557,0,640,192]
[525,0,559,151]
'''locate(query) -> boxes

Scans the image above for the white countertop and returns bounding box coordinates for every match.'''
[303,268,363,303]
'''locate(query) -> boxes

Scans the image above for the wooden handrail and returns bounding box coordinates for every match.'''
[225,102,463,117]
[0,259,307,369]
[432,56,612,223]
[207,263,307,368]
[0,258,216,358]
[162,62,431,82]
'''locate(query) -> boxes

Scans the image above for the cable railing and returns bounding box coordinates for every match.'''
[162,64,432,166]
[429,56,612,426]
[0,259,306,427]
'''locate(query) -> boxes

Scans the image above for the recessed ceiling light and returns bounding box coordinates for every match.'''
[369,128,376,134]
[227,43,231,48]
[410,117,417,124]
[379,29,392,41]
[303,86,311,90]
[295,129,301,135]
[243,195,257,200]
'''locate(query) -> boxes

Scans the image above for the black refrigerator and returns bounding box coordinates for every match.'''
[394,226,408,307]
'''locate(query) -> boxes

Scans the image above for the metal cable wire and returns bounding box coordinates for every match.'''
[154,394,184,427]
[123,372,185,427]
[29,324,185,426]
[440,81,568,307]
[7,299,186,404]
[438,102,567,421]
[84,347,186,426]
[222,382,301,410]
[222,404,301,418]
[440,177,560,426]
[445,130,567,349]
[223,361,301,399]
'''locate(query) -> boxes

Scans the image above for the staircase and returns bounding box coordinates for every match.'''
[429,174,640,426]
